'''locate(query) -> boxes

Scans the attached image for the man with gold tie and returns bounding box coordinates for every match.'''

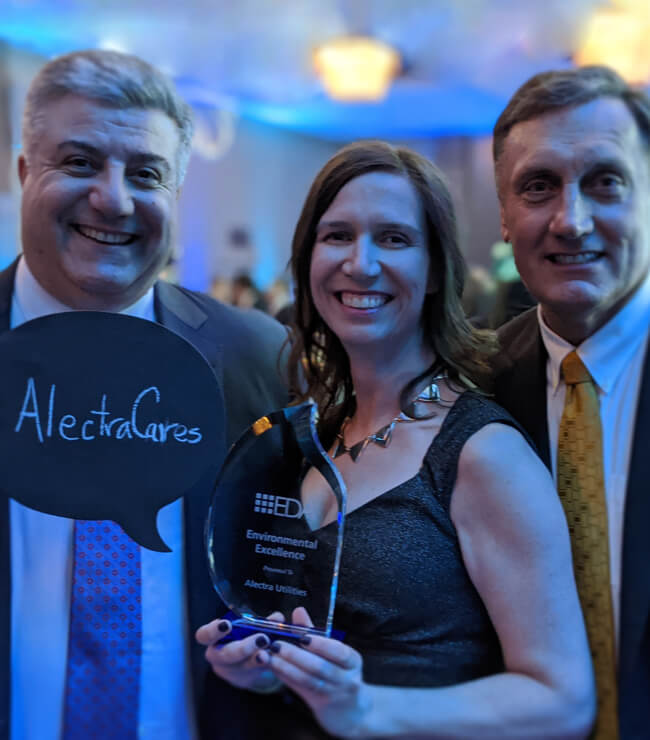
[492,65,650,739]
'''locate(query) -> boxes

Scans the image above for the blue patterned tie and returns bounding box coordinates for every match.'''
[63,520,142,738]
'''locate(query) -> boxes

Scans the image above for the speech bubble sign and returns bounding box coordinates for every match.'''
[0,311,225,552]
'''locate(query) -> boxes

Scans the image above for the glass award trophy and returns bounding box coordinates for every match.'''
[206,400,346,639]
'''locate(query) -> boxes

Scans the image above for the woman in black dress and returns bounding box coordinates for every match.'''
[197,142,595,739]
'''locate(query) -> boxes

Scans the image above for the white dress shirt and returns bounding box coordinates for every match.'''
[10,257,197,740]
[539,270,650,644]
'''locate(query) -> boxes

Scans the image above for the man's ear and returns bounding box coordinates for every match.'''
[499,206,510,243]
[17,154,28,187]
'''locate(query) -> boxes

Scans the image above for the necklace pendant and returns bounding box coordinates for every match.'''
[348,438,369,462]
[419,382,440,402]
[403,381,441,418]
[334,384,441,463]
[333,433,370,462]
[369,419,396,448]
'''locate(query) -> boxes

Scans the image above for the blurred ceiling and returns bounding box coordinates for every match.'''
[0,0,640,140]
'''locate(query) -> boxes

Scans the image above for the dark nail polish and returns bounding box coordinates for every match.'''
[269,642,281,654]
[299,635,311,646]
[217,621,230,633]
[255,652,265,664]
[255,635,269,648]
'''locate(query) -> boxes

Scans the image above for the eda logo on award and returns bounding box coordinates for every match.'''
[254,492,303,518]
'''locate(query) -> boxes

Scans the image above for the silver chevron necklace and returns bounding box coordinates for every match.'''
[333,380,441,462]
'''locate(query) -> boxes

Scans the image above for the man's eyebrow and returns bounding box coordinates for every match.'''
[57,140,103,158]
[56,140,172,175]
[127,153,172,176]
[513,166,558,189]
[582,158,629,176]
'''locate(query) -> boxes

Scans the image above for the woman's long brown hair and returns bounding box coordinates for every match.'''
[287,140,497,446]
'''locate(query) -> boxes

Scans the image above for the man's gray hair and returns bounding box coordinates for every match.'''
[22,49,194,184]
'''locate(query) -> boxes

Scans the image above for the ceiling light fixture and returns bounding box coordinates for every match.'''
[313,36,401,102]
[575,0,650,83]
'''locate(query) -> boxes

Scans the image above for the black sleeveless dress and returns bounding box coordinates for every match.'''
[272,392,528,738]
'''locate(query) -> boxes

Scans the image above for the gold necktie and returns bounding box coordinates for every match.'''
[557,350,618,739]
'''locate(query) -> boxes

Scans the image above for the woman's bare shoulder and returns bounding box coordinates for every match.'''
[452,420,559,534]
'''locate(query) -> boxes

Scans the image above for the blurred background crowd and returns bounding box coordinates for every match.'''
[203,238,535,330]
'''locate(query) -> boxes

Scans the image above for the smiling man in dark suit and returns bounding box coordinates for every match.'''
[492,66,650,739]
[0,49,287,740]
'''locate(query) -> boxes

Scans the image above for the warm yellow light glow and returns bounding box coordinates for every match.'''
[313,36,401,102]
[610,0,650,14]
[575,6,650,83]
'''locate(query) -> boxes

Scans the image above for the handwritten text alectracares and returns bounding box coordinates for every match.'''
[14,378,202,444]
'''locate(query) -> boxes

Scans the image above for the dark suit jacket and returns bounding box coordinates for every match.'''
[0,259,290,739]
[493,307,650,740]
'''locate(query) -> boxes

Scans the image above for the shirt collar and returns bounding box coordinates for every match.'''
[12,256,155,327]
[538,269,650,395]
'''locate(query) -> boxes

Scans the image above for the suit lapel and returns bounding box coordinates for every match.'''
[153,281,227,710]
[619,342,650,710]
[0,260,16,740]
[154,281,224,384]
[0,494,8,740]
[0,259,17,331]
[496,310,551,468]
